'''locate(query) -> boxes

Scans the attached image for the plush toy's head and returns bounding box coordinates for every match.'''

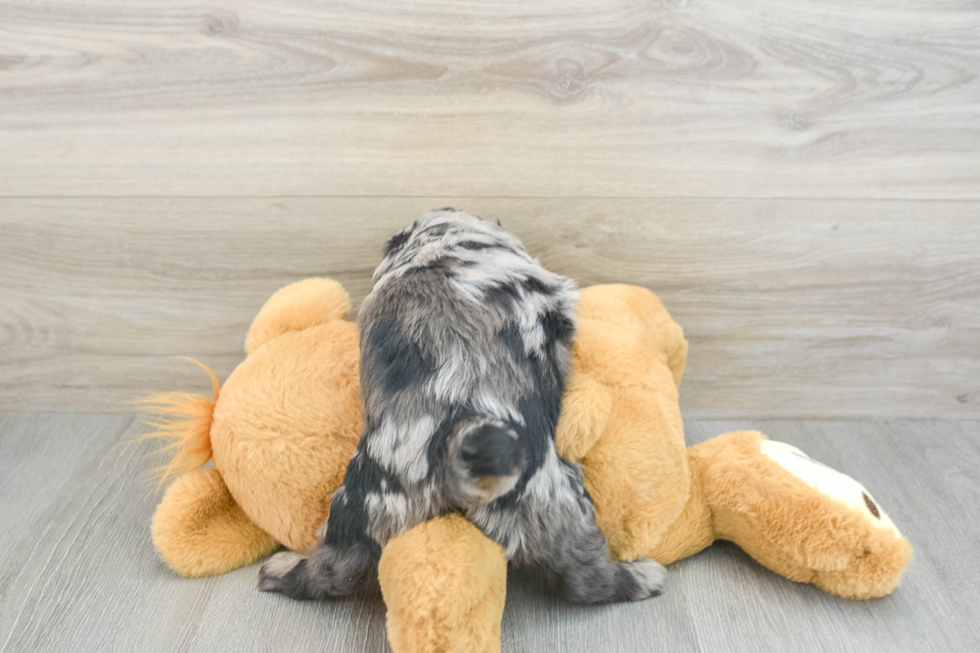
[147,279,363,575]
[215,278,363,552]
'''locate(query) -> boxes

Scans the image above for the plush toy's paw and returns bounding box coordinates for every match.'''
[620,558,667,600]
[258,551,308,595]
[152,468,279,577]
[379,515,507,653]
[695,431,912,599]
[759,439,912,598]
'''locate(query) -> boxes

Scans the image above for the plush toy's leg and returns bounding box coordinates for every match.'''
[691,431,912,599]
[379,515,507,653]
[646,451,715,565]
[152,468,278,577]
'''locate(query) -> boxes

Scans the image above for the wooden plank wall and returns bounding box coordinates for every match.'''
[1,1,978,417]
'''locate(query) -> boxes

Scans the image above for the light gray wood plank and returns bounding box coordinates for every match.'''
[0,414,391,653]
[2,415,978,652]
[2,198,978,418]
[0,414,131,557]
[0,0,977,198]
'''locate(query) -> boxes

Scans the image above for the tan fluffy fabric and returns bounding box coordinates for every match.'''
[557,284,690,561]
[152,468,277,576]
[147,277,911,653]
[380,515,506,653]
[212,316,363,553]
[681,430,913,599]
[151,278,362,570]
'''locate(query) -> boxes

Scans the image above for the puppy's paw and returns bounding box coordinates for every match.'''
[258,551,307,594]
[620,558,666,600]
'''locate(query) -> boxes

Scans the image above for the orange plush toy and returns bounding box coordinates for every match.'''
[147,278,911,653]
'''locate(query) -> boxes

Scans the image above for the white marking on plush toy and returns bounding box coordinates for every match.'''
[760,440,899,536]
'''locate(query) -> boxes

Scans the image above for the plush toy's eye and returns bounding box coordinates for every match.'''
[862,492,880,519]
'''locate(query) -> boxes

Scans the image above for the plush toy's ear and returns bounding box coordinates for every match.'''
[577,284,688,386]
[152,468,278,577]
[245,278,352,354]
[379,515,507,653]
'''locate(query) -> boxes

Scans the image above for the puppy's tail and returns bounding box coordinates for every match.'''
[447,417,526,505]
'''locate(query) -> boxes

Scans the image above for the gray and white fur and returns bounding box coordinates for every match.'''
[258,209,665,603]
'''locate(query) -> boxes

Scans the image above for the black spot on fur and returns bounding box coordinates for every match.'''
[325,452,403,556]
[425,409,468,476]
[362,314,434,394]
[484,282,523,312]
[423,223,450,237]
[415,256,455,274]
[459,240,496,251]
[541,309,575,346]
[521,276,554,295]
[383,229,411,256]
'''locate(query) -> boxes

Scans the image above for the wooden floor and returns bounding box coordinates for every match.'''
[1,413,978,653]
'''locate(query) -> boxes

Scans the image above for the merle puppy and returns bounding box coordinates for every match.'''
[258,209,665,603]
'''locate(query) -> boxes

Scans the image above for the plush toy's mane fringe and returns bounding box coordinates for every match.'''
[138,357,219,488]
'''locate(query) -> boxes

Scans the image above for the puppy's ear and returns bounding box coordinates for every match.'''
[384,224,414,257]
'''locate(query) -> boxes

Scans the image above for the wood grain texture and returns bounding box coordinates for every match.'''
[0,414,392,653]
[2,198,978,417]
[1,0,978,198]
[2,414,979,652]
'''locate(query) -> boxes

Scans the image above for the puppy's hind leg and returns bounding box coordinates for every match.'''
[258,484,378,600]
[553,527,666,604]
[529,463,666,604]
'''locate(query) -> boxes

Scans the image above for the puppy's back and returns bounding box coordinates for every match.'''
[357,209,578,502]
